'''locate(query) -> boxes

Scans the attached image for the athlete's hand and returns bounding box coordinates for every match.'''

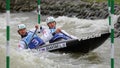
[35,24,39,29]
[56,28,61,33]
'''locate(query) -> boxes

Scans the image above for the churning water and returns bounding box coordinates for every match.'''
[0,12,120,68]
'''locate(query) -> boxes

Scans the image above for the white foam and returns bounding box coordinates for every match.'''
[0,13,120,68]
[0,13,29,29]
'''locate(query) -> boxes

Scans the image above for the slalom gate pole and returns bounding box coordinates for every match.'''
[108,0,111,32]
[6,0,10,68]
[110,0,115,68]
[108,0,115,68]
[38,0,41,25]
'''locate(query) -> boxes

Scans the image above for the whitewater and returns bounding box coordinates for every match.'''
[0,12,120,68]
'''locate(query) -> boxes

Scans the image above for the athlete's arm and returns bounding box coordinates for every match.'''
[18,41,26,50]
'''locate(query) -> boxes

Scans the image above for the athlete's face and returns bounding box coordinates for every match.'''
[47,22,56,28]
[18,28,27,36]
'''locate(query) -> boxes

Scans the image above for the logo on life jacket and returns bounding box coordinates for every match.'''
[28,37,45,49]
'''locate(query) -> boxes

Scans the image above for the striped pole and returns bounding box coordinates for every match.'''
[108,0,111,32]
[108,0,114,68]
[110,0,115,68]
[38,0,41,25]
[6,0,10,68]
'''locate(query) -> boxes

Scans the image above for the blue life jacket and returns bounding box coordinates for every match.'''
[49,28,72,43]
[49,33,71,43]
[22,31,45,49]
[50,28,56,34]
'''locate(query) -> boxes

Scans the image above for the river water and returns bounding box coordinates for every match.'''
[0,12,120,68]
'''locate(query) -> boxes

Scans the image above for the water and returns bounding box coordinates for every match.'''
[0,12,120,68]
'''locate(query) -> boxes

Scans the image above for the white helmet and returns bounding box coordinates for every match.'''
[18,24,26,30]
[46,16,56,24]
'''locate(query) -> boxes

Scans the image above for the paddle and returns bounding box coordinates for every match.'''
[61,30,78,39]
[27,0,41,49]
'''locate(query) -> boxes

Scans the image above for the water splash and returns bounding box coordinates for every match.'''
[0,13,120,68]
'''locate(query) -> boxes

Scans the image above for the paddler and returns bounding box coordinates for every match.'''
[17,24,45,49]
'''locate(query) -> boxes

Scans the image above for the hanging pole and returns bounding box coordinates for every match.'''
[108,0,114,68]
[110,0,114,68]
[108,0,111,32]
[6,0,10,68]
[38,0,41,25]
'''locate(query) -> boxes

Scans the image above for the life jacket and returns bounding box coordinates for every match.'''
[49,32,71,43]
[49,28,72,43]
[49,28,56,34]
[21,31,45,49]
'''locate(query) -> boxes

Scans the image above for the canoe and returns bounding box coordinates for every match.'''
[37,33,110,53]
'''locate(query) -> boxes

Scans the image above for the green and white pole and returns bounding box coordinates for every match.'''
[108,0,111,33]
[6,0,10,68]
[110,0,115,68]
[108,0,115,68]
[38,0,41,25]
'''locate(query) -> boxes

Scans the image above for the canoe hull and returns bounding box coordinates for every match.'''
[38,33,110,53]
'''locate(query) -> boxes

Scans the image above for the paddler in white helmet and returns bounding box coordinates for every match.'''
[17,24,45,50]
[45,16,75,43]
[46,16,61,35]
